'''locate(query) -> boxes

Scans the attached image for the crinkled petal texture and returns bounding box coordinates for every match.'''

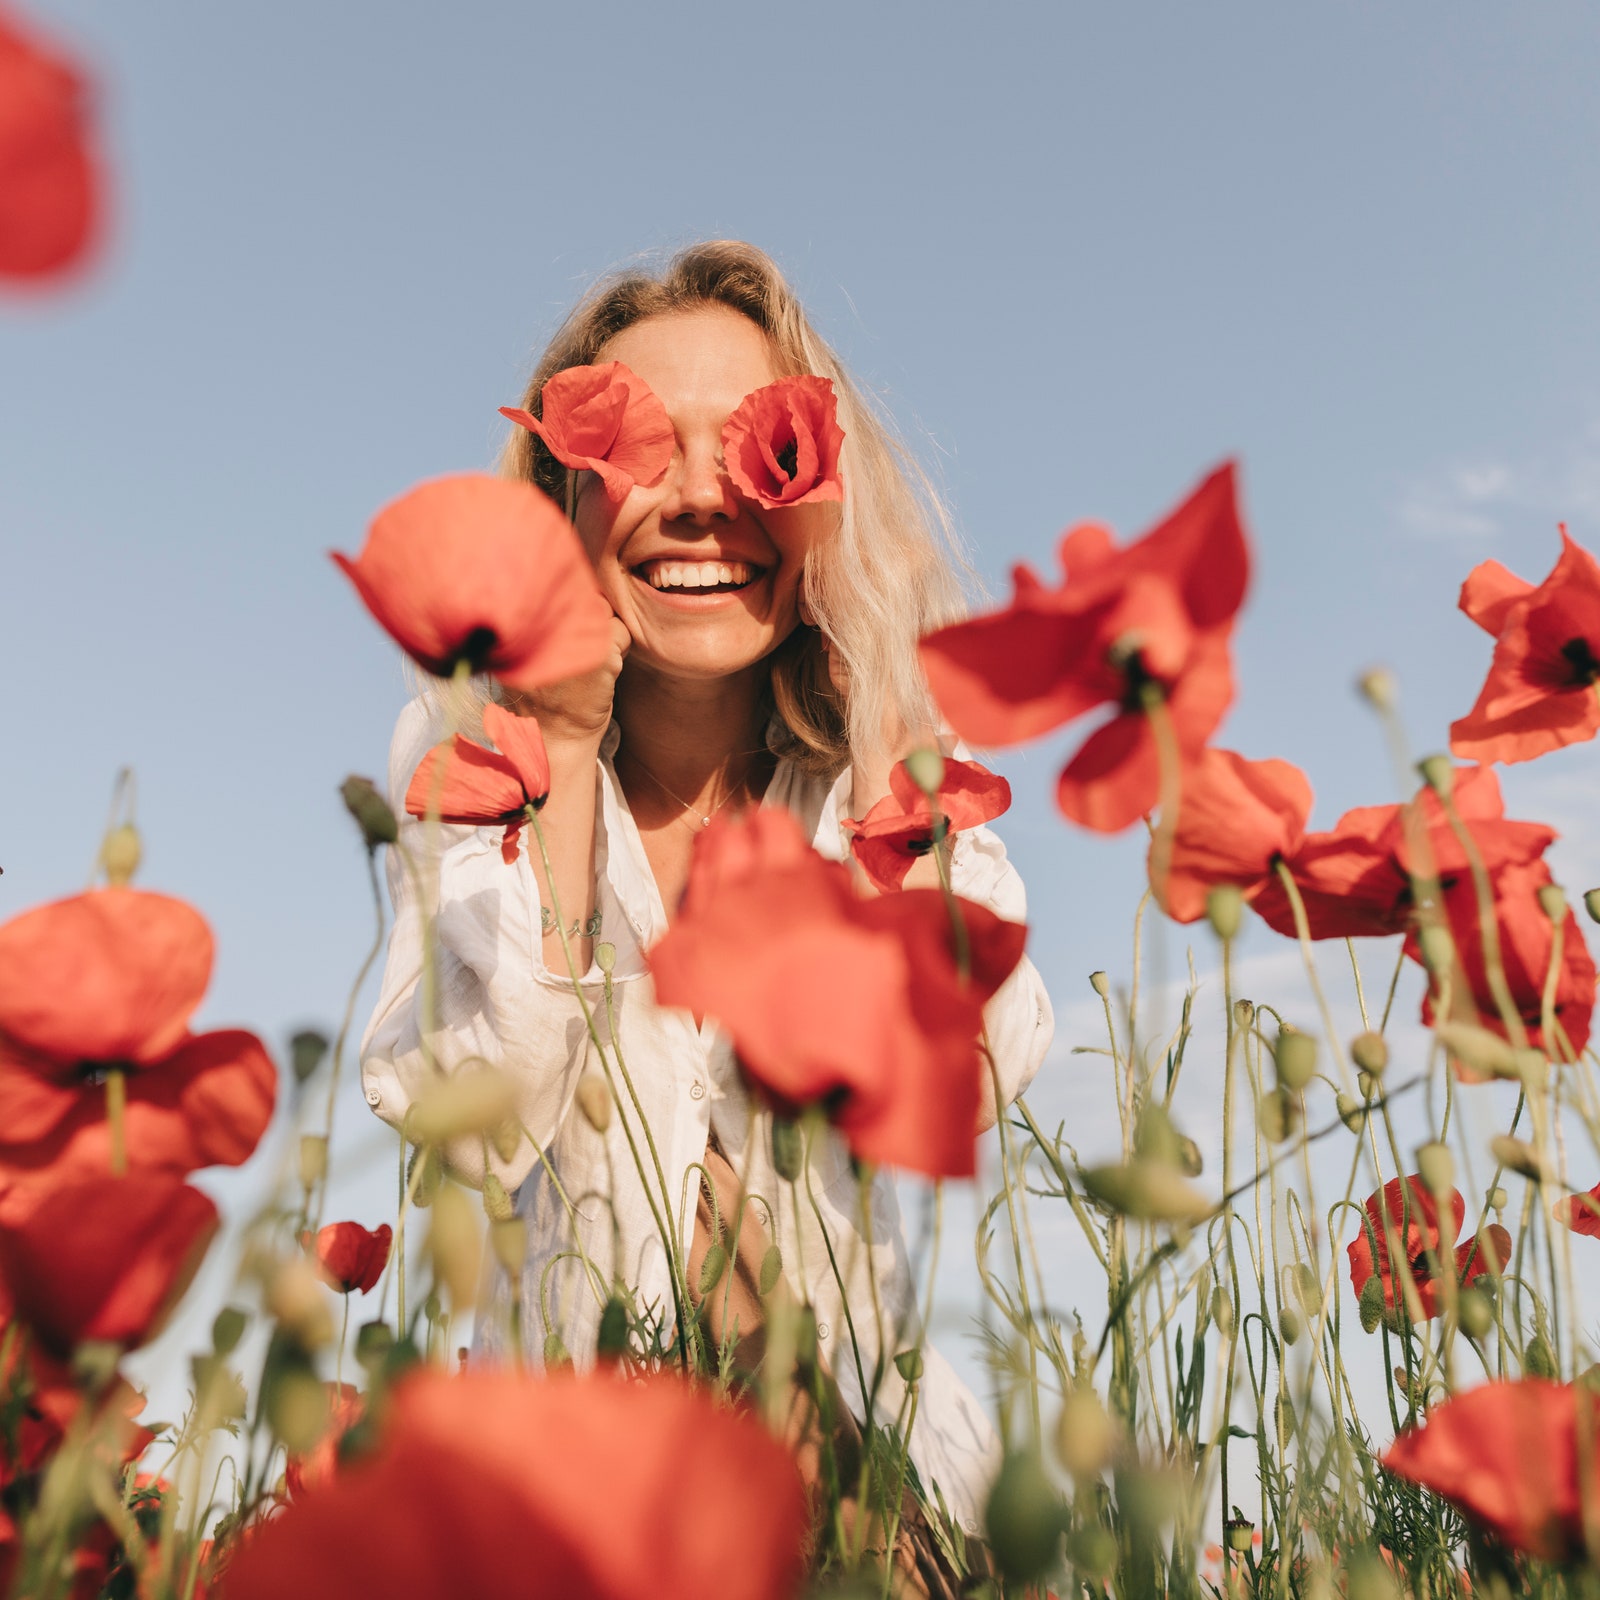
[844,757,1012,894]
[722,376,845,509]
[1347,1177,1464,1319]
[0,888,212,1068]
[1554,1183,1600,1239]
[0,1174,218,1355]
[1383,1379,1597,1563]
[405,701,551,825]
[1451,530,1600,764]
[313,1222,391,1295]
[650,811,1026,1178]
[1155,749,1312,923]
[222,1368,808,1600]
[332,474,614,694]
[0,6,98,280]
[500,361,674,500]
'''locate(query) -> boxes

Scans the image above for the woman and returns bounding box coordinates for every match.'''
[360,241,1053,1579]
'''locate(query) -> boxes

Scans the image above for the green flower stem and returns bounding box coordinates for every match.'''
[105,1068,127,1177]
[1271,862,1353,1094]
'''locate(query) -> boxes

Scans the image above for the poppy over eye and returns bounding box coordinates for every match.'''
[723,376,845,509]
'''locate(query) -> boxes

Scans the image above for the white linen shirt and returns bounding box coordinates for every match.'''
[360,697,1054,1532]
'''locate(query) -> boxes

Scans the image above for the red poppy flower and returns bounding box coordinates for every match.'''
[843,756,1011,894]
[500,361,675,501]
[0,5,99,281]
[1382,1379,1600,1562]
[1553,1182,1600,1238]
[0,1173,218,1355]
[0,889,276,1179]
[1347,1176,1510,1322]
[285,1382,364,1499]
[650,810,1027,1179]
[919,462,1250,833]
[1411,858,1596,1062]
[332,473,614,695]
[1451,529,1600,765]
[309,1221,391,1296]
[1249,765,1556,942]
[221,1367,808,1600]
[721,376,845,509]
[404,701,550,865]
[1154,748,1312,923]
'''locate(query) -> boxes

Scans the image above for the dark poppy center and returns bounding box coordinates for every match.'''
[1560,635,1600,686]
[774,437,799,481]
[1114,646,1163,712]
[457,626,499,675]
[905,815,953,855]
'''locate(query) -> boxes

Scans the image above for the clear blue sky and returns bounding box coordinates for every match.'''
[6,0,1600,1396]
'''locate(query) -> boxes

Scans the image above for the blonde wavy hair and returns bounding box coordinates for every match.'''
[495,240,972,776]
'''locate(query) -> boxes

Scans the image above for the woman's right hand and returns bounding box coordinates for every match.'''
[505,613,631,744]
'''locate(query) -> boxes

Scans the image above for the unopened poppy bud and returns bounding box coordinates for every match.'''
[1586,889,1600,925]
[101,823,142,887]
[410,1069,516,1144]
[481,1172,514,1222]
[1337,1092,1366,1132]
[1415,922,1456,979]
[1457,1286,1493,1340]
[1286,1262,1320,1317]
[1525,1332,1557,1379]
[1416,1141,1455,1196]
[1488,1185,1509,1212]
[1357,667,1397,711]
[1278,1307,1302,1346]
[491,1217,526,1275]
[1350,1031,1388,1078]
[340,775,397,849]
[1233,998,1255,1030]
[1435,1022,1522,1080]
[904,746,946,797]
[298,1134,327,1190]
[1210,1287,1235,1336]
[1054,1387,1114,1479]
[698,1242,729,1296]
[355,1320,394,1372]
[1416,754,1454,798]
[758,1244,783,1297]
[1275,1393,1295,1448]
[597,1296,629,1360]
[542,1331,571,1369]
[426,1184,482,1309]
[1275,1029,1317,1092]
[1082,1160,1213,1224]
[1257,1088,1300,1144]
[491,1118,521,1164]
[1176,1135,1203,1178]
[984,1450,1064,1585]
[407,1144,442,1207]
[289,1029,329,1085]
[771,1116,804,1182]
[1538,883,1569,924]
[574,1071,611,1133]
[266,1369,328,1455]
[1358,1274,1386,1334]
[266,1258,334,1350]
[1490,1134,1546,1182]
[1225,1518,1256,1553]
[1089,971,1110,998]
[594,940,616,974]
[1206,884,1243,942]
[894,1348,925,1385]
[212,1306,248,1356]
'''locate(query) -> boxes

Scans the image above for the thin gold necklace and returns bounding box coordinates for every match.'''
[621,748,762,832]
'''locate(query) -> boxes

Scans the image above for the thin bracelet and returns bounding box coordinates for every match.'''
[540,907,602,938]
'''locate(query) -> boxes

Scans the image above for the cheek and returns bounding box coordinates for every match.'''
[573,484,631,570]
[763,504,835,581]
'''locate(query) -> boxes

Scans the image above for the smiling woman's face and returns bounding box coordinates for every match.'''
[572,306,835,684]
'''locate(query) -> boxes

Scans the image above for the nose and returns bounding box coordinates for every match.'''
[659,435,737,528]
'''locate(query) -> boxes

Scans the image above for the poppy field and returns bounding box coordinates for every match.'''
[13,6,1600,1600]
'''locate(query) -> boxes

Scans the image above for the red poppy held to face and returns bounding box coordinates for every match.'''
[222,1367,809,1600]
[332,473,615,695]
[919,462,1250,833]
[721,375,846,509]
[1347,1176,1510,1322]
[500,361,675,501]
[309,1221,391,1296]
[0,889,276,1179]
[0,4,99,281]
[649,810,1027,1179]
[1451,529,1600,765]
[405,701,551,865]
[1154,748,1312,924]
[1382,1379,1600,1563]
[843,756,1012,894]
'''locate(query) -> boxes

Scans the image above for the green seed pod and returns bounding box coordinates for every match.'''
[594,940,616,974]
[1457,1287,1493,1340]
[340,775,398,849]
[1054,1387,1114,1479]
[1357,668,1397,711]
[1275,1029,1317,1092]
[758,1244,783,1297]
[904,746,946,796]
[1488,1185,1509,1212]
[1089,971,1110,999]
[1233,998,1255,1030]
[1359,1274,1387,1335]
[698,1242,728,1296]
[211,1306,248,1357]
[1350,1031,1388,1078]
[984,1450,1064,1585]
[1585,889,1600,926]
[289,1029,329,1086]
[1416,754,1454,798]
[1538,883,1568,924]
[355,1320,394,1372]
[1275,1393,1295,1448]
[1490,1134,1545,1182]
[491,1118,522,1164]
[596,1296,629,1359]
[1416,1141,1455,1197]
[1225,1518,1256,1553]
[1257,1088,1301,1144]
[543,1331,571,1370]
[482,1172,514,1222]
[574,1071,612,1134]
[1525,1332,1557,1379]
[1279,1307,1302,1346]
[1337,1092,1366,1133]
[1081,1160,1213,1224]
[1210,1287,1235,1337]
[1176,1135,1203,1178]
[101,822,143,887]
[1206,884,1243,942]
[894,1348,925,1385]
[770,1116,804,1182]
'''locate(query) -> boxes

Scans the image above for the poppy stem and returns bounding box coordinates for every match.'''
[106,1068,126,1177]
[1141,688,1183,907]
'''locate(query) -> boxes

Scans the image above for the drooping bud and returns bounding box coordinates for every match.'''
[409,1069,516,1144]
[1525,1332,1557,1379]
[1081,1161,1213,1225]
[1054,1387,1115,1480]
[1416,755,1454,798]
[698,1242,729,1296]
[1538,883,1569,924]
[1490,1134,1546,1182]
[1210,1287,1235,1337]
[1436,1021,1543,1083]
[1089,971,1110,999]
[1416,1141,1455,1197]
[594,941,616,974]
[289,1029,329,1085]
[984,1450,1064,1585]
[101,823,142,887]
[490,1217,526,1275]
[1206,884,1243,942]
[759,1244,783,1297]
[904,746,946,797]
[1357,668,1397,711]
[596,1296,629,1360]
[1175,1135,1203,1178]
[355,1320,394,1372]
[1278,1307,1302,1346]
[1350,1032,1388,1078]
[340,775,398,849]
[1285,1262,1320,1318]
[1585,889,1600,925]
[1275,1393,1295,1449]
[1257,1088,1301,1144]
[771,1116,805,1182]
[297,1134,328,1191]
[543,1332,571,1370]
[1457,1287,1493,1340]
[407,1144,442,1208]
[1415,922,1456,980]
[1337,1093,1366,1133]
[212,1306,248,1356]
[481,1172,514,1222]
[894,1348,925,1385]
[426,1183,483,1309]
[1358,1274,1386,1334]
[1274,1029,1317,1092]
[574,1071,611,1133]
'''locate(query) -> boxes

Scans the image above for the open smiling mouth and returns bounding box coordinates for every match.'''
[632,559,764,596]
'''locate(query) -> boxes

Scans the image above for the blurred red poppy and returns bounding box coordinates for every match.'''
[222,1367,808,1600]
[333,474,614,695]
[1348,1176,1510,1322]
[500,361,675,501]
[405,701,551,865]
[919,462,1250,833]
[722,376,845,509]
[0,889,276,1178]
[1154,748,1312,923]
[1412,858,1596,1061]
[651,810,1026,1178]
[285,1382,364,1499]
[0,4,99,281]
[309,1221,390,1296]
[1553,1182,1600,1239]
[843,756,1011,894]
[1451,529,1600,765]
[0,1173,217,1355]
[1383,1379,1599,1562]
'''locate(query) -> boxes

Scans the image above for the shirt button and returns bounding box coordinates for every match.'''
[365,1088,381,1107]
[689,1081,705,1101]
[816,1322,829,1340]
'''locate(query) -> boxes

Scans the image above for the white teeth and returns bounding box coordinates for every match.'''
[698,562,720,586]
[718,564,733,584]
[645,560,755,590]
